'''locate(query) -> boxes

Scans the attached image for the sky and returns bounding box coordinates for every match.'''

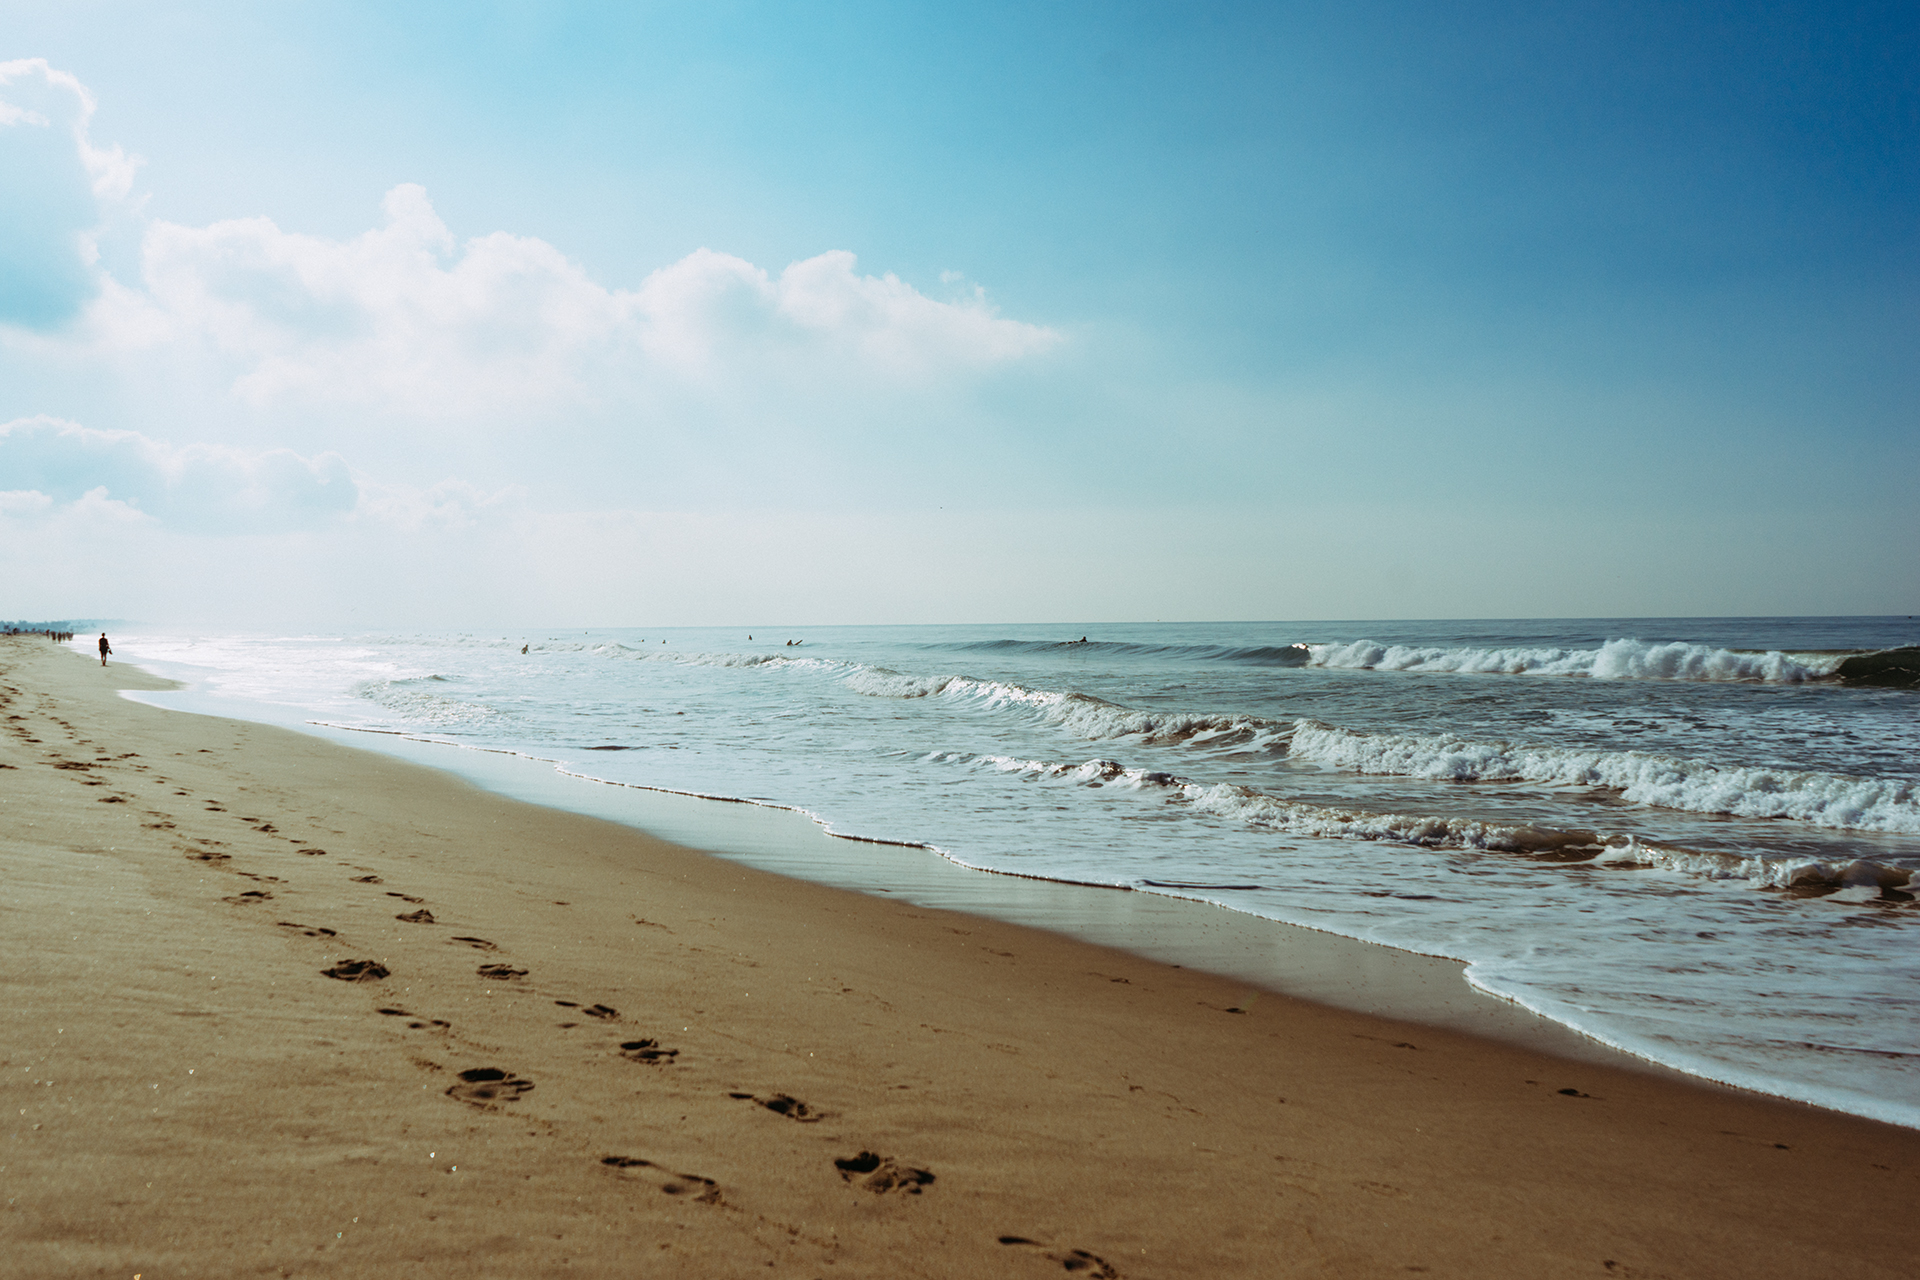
[1,0,1914,627]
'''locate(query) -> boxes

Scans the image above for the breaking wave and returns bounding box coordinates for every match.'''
[849,667,1287,749]
[919,634,1917,686]
[934,637,1314,666]
[942,752,1917,897]
[1305,637,1843,682]
[351,676,502,727]
[1287,722,1920,834]
[851,666,1920,834]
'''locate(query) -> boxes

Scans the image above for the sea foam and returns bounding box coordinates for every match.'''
[1286,721,1920,834]
[1305,637,1838,682]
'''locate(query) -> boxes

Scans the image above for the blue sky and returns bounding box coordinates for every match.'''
[2,1,1914,625]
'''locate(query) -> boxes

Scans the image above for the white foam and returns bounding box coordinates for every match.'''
[858,670,1286,748]
[1288,721,1920,834]
[955,751,1917,896]
[966,752,1604,853]
[1307,637,1838,683]
[351,676,503,727]
[842,666,959,698]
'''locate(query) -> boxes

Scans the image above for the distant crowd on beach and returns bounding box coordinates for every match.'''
[3,629,79,642]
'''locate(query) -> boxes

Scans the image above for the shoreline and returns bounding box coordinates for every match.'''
[6,636,1917,1277]
[119,674,1875,1111]
[126,680,1650,1073]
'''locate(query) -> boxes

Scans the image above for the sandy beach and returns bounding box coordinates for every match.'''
[2,636,1915,1279]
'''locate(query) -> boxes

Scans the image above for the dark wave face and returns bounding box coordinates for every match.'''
[1835,647,1920,689]
[933,638,1314,666]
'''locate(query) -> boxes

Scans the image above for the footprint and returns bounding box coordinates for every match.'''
[556,1001,618,1019]
[728,1091,822,1122]
[184,849,230,864]
[386,892,426,904]
[834,1151,934,1195]
[396,909,437,924]
[619,1039,679,1064]
[451,936,498,951]
[350,874,383,884]
[599,1156,721,1203]
[297,847,328,856]
[445,1067,534,1107]
[221,890,273,905]
[275,921,338,938]
[477,963,528,980]
[321,959,390,982]
[998,1237,1123,1277]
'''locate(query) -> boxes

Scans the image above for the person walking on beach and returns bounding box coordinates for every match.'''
[97,633,111,666]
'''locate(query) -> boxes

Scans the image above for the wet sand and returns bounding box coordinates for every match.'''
[3,636,1915,1278]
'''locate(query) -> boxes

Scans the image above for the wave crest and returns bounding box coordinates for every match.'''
[948,752,1917,896]
[351,676,500,727]
[1287,722,1920,834]
[1306,637,1840,683]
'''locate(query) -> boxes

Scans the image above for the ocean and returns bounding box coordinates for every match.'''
[101,618,1920,1127]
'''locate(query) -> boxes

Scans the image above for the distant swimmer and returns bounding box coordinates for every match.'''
[521,644,528,654]
[98,632,111,666]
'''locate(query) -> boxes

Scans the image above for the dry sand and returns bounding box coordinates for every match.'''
[2,636,1914,1278]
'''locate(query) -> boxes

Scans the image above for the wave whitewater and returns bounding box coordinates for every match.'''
[1287,721,1920,835]
[921,634,1919,686]
[351,675,503,727]
[945,752,1917,898]
[847,666,1920,834]
[847,666,1287,749]
[1306,637,1842,682]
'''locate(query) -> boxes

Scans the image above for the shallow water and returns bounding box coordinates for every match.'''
[107,617,1920,1126]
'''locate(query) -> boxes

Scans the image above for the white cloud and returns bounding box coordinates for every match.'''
[4,64,1062,510]
[0,59,144,328]
[85,184,1058,419]
[0,487,55,516]
[0,415,357,531]
[0,58,141,201]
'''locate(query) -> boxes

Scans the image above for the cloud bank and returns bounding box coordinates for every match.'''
[0,58,140,328]
[0,58,1065,623]
[69,184,1058,424]
[0,415,357,532]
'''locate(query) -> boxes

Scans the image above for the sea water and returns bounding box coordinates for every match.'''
[102,618,1920,1126]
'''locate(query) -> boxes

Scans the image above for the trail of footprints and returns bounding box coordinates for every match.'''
[278,874,986,1233]
[0,684,1119,1273]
